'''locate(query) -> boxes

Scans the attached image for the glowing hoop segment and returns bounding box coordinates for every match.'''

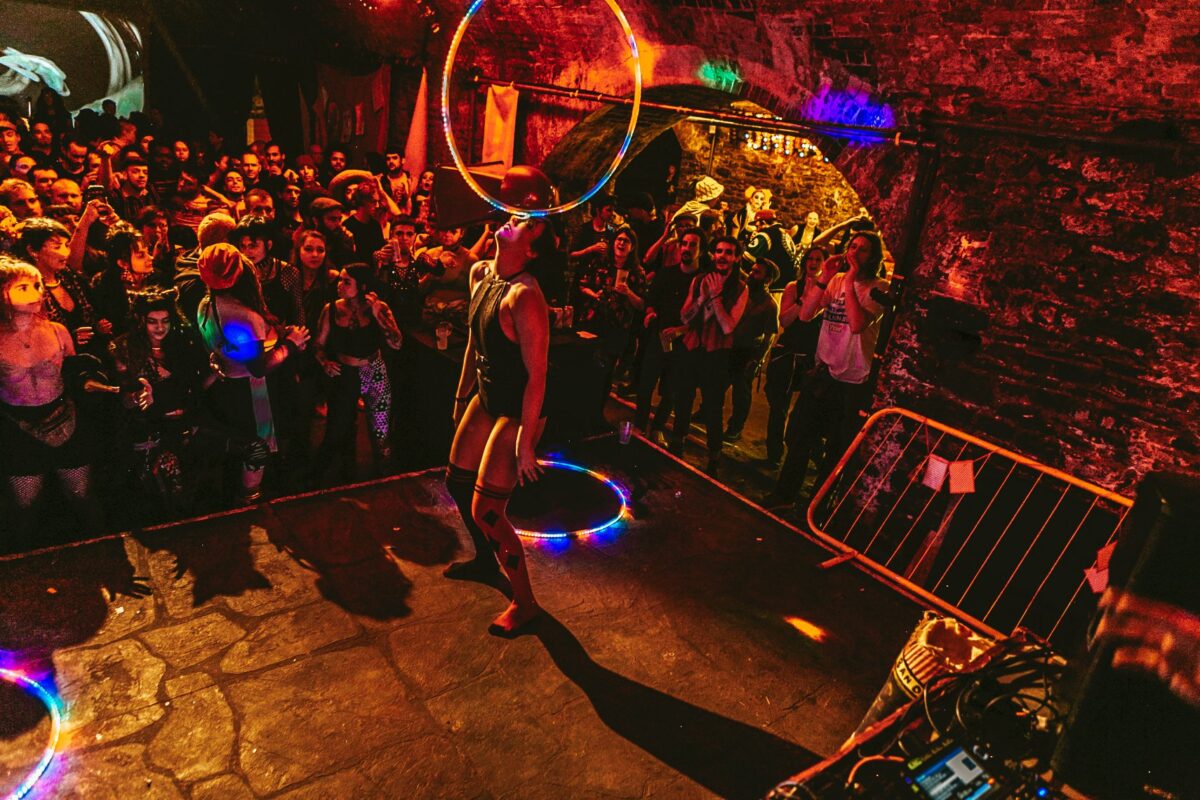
[515,459,631,540]
[441,0,642,218]
[0,668,63,800]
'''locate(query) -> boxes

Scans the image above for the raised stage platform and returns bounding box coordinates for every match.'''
[1,435,927,800]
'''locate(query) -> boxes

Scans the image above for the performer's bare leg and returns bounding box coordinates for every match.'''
[474,416,545,635]
[444,397,501,578]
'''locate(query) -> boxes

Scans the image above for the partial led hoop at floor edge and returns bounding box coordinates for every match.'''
[515,459,631,540]
[0,668,63,800]
[441,0,642,218]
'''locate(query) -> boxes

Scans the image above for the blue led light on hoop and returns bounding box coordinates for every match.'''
[441,0,642,218]
[515,459,631,540]
[0,668,63,800]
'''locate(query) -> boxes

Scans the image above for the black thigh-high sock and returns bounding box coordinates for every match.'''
[445,464,495,565]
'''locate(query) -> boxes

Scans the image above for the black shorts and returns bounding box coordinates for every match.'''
[0,396,93,476]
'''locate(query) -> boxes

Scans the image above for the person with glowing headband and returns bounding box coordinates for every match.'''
[443,166,559,638]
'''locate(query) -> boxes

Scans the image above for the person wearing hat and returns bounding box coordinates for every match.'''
[744,208,799,291]
[195,243,310,503]
[622,191,662,261]
[669,175,724,226]
[443,165,559,638]
[723,256,780,445]
[732,185,773,243]
[308,195,356,267]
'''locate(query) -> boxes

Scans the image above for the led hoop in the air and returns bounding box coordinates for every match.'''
[515,459,631,540]
[441,0,642,218]
[0,668,63,800]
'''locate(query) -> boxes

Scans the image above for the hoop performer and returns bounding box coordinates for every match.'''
[443,167,558,637]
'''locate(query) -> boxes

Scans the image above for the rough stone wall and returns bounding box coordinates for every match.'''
[421,0,1200,492]
[673,121,865,232]
[881,137,1200,492]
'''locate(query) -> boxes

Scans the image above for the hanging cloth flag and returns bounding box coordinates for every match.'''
[482,84,519,169]
[404,67,429,183]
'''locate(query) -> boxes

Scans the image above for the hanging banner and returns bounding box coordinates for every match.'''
[404,67,429,183]
[311,63,390,153]
[482,84,519,169]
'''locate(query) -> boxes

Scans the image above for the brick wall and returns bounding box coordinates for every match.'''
[673,120,864,233]
[420,0,1200,491]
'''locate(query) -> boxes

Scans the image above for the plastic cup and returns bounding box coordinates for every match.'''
[618,421,633,444]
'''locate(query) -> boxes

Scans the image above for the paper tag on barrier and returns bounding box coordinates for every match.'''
[922,455,949,491]
[948,460,976,494]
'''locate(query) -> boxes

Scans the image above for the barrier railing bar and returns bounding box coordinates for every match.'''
[1013,495,1100,630]
[958,473,1043,609]
[933,460,1019,589]
[806,407,1133,643]
[984,482,1071,620]
[1047,505,1130,640]
[908,452,995,582]
[883,439,970,570]
[868,408,1132,506]
[862,428,948,555]
[821,412,907,530]
[842,419,927,547]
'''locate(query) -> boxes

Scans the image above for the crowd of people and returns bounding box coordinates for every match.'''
[0,88,891,548]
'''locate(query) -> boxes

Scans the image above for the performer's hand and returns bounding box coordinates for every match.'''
[516,443,543,486]
[320,357,341,377]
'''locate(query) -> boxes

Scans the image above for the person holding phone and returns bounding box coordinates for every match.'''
[765,230,890,509]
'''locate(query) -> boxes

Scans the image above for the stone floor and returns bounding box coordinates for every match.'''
[1,435,924,800]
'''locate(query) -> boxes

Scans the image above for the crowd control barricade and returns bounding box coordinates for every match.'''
[803,407,1131,646]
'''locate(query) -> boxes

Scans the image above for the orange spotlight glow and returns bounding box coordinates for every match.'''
[784,616,829,643]
[636,39,660,85]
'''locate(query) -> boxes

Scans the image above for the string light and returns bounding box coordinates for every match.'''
[1,668,63,800]
[515,460,631,540]
[441,0,642,217]
[742,131,822,159]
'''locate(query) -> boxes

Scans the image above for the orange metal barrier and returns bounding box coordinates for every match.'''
[804,407,1131,645]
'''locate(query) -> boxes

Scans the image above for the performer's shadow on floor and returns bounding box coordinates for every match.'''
[264,483,461,620]
[535,613,820,800]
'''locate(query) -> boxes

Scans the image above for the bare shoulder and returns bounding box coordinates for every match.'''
[469,259,492,287]
[49,320,73,348]
[509,276,546,309]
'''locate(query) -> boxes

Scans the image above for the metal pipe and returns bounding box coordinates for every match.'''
[924,114,1199,154]
[471,74,918,145]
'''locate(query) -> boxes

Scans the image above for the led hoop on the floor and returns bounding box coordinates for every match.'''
[0,668,63,800]
[515,459,631,540]
[441,0,642,218]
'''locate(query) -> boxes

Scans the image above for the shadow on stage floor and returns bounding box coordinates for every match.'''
[1,434,924,799]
